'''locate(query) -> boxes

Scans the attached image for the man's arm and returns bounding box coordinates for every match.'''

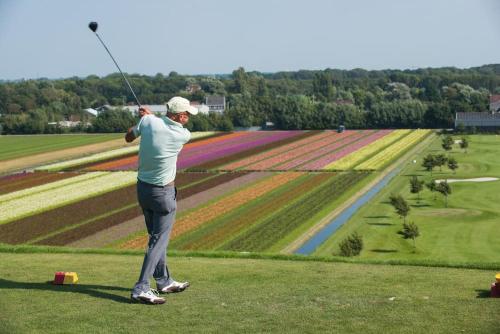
[124,107,152,143]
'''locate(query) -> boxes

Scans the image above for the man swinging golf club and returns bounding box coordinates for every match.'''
[125,96,198,304]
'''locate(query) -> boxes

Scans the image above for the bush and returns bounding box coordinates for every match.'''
[338,232,363,257]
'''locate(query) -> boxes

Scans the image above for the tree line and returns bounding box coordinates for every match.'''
[1,64,499,134]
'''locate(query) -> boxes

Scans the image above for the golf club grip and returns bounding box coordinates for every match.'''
[94,32,141,107]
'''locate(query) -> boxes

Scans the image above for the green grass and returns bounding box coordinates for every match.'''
[314,134,500,264]
[0,134,122,161]
[0,251,498,334]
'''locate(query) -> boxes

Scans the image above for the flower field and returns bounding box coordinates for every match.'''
[34,129,428,173]
[0,129,431,252]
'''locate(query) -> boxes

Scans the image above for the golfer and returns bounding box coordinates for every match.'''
[125,96,198,304]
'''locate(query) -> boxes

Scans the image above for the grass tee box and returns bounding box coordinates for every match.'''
[0,134,122,161]
[0,251,498,334]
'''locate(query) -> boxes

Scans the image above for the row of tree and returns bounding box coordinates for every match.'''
[2,64,499,133]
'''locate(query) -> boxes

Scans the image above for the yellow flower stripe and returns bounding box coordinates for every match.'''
[355,129,431,170]
[324,130,411,170]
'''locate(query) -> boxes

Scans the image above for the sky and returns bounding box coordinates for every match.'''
[1,0,500,80]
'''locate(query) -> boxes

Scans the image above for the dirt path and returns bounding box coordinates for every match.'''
[0,138,138,175]
[435,177,498,183]
[280,132,437,254]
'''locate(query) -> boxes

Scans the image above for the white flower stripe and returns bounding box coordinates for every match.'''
[0,171,138,224]
[0,172,109,203]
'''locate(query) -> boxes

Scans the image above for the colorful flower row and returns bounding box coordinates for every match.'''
[35,132,215,172]
[276,130,374,170]
[177,131,301,169]
[119,172,304,249]
[0,172,109,203]
[220,131,333,170]
[355,129,431,170]
[0,171,137,224]
[324,130,411,170]
[243,131,361,170]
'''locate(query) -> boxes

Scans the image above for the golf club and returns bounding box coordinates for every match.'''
[88,21,141,107]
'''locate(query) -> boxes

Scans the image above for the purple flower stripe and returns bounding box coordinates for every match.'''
[110,162,137,171]
[181,131,277,158]
[178,131,300,169]
[314,130,393,169]
[278,130,374,170]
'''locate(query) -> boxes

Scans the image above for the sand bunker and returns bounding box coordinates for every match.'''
[435,177,498,183]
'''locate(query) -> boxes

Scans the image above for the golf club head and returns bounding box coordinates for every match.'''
[88,22,98,33]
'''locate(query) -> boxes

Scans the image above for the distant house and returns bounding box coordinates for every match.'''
[120,105,168,115]
[190,101,209,115]
[455,112,500,129]
[205,96,226,113]
[490,95,500,113]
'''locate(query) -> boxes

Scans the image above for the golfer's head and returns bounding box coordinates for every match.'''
[166,96,198,126]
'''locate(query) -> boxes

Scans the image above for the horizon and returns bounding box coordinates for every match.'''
[1,62,499,83]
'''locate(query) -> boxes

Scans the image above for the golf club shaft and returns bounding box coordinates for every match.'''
[93,32,141,108]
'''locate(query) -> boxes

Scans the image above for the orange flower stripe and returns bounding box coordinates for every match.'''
[119,172,303,249]
[88,155,138,171]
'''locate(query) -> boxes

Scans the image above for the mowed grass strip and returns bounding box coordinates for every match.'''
[119,172,304,249]
[222,172,369,252]
[0,252,497,334]
[0,134,122,161]
[171,173,333,250]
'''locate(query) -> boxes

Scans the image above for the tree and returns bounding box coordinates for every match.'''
[338,232,363,257]
[434,153,448,171]
[409,176,424,202]
[426,180,437,200]
[441,135,454,152]
[459,137,469,153]
[447,157,458,174]
[390,194,410,223]
[435,180,452,207]
[422,154,436,174]
[401,222,420,248]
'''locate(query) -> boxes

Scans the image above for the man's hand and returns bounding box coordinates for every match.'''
[139,106,152,118]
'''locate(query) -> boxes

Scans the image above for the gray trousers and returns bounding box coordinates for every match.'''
[132,180,177,295]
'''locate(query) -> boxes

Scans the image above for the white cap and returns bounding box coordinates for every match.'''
[166,96,198,115]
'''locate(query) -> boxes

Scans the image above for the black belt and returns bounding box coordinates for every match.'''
[138,179,175,188]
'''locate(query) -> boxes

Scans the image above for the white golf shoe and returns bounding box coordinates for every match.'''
[131,289,165,304]
[159,281,190,294]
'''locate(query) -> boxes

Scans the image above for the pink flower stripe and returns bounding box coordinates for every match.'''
[244,131,357,170]
[277,130,375,170]
[180,131,272,159]
[221,131,332,170]
[318,130,393,169]
[177,131,301,169]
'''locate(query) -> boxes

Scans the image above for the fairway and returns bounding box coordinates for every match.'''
[0,250,498,334]
[314,134,500,264]
[0,134,122,161]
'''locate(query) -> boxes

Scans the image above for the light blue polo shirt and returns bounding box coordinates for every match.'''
[132,115,191,186]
